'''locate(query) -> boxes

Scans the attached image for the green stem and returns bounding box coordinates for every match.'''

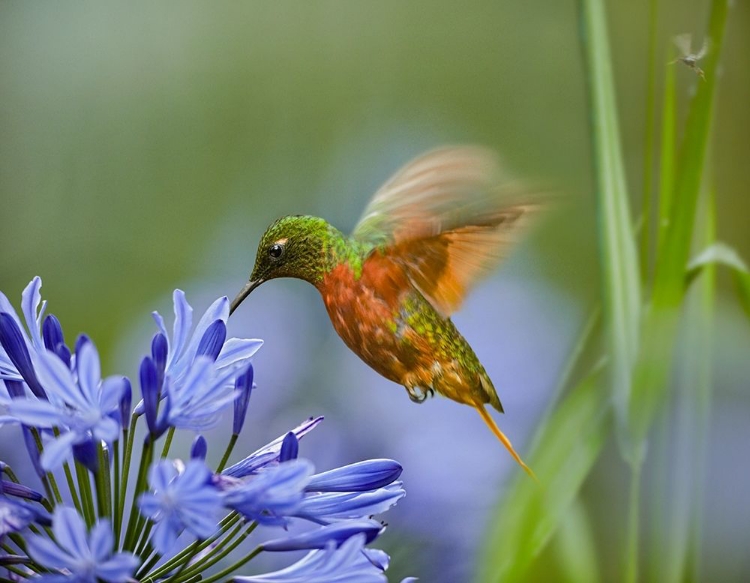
[75,462,96,528]
[31,428,63,505]
[160,427,175,459]
[113,440,122,547]
[123,437,154,551]
[98,443,112,519]
[135,523,154,557]
[3,564,33,579]
[137,549,163,580]
[117,421,136,548]
[195,542,262,583]
[171,521,247,582]
[216,433,238,473]
[62,460,83,515]
[143,513,242,581]
[176,522,259,583]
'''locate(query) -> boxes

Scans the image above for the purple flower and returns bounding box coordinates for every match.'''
[163,355,240,431]
[279,432,299,463]
[306,460,402,493]
[262,519,384,551]
[134,291,263,430]
[0,340,127,470]
[235,533,389,583]
[223,417,324,478]
[0,278,46,388]
[294,483,405,523]
[0,283,411,583]
[138,459,222,553]
[233,364,254,435]
[151,290,262,392]
[25,506,138,583]
[1,479,43,502]
[0,491,47,538]
[191,435,208,460]
[221,459,313,526]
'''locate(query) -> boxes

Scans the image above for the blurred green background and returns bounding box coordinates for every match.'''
[1,1,748,581]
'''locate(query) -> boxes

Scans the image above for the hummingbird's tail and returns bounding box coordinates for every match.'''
[474,403,537,481]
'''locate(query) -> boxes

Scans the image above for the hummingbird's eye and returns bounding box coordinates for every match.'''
[268,243,284,260]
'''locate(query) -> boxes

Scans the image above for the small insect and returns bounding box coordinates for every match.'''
[670,33,710,80]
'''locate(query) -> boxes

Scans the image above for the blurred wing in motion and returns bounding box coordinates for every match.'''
[695,37,710,60]
[352,146,542,317]
[672,33,694,57]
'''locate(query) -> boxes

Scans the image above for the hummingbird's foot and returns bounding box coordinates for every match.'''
[406,385,434,404]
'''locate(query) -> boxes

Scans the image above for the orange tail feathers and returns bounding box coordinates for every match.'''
[474,403,538,482]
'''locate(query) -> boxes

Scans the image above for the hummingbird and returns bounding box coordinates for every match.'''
[230,147,541,477]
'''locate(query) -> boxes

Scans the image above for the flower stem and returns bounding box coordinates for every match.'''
[75,461,96,529]
[142,513,242,581]
[217,433,238,473]
[194,542,262,583]
[123,436,154,551]
[134,522,154,557]
[62,460,84,516]
[160,427,175,459]
[94,443,112,520]
[175,522,258,583]
[31,428,62,505]
[117,419,136,547]
[137,548,162,579]
[113,440,122,546]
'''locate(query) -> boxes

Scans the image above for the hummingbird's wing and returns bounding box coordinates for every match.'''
[351,146,541,317]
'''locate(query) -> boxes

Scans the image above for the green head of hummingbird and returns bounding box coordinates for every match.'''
[231,147,542,479]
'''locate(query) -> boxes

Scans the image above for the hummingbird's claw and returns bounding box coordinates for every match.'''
[406,385,434,404]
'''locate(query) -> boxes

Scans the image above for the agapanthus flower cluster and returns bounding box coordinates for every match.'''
[0,278,410,582]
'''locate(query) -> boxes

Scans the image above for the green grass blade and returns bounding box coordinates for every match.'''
[579,0,641,456]
[657,57,677,256]
[640,0,661,284]
[687,241,750,320]
[476,364,609,583]
[554,498,601,583]
[628,0,729,449]
[660,190,716,583]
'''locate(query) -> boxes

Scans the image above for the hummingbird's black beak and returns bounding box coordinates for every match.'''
[230,279,263,315]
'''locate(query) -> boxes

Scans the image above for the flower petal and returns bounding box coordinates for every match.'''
[26,534,77,571]
[76,341,101,405]
[52,506,91,561]
[0,313,46,398]
[262,519,383,551]
[89,519,114,562]
[21,276,45,352]
[34,349,88,410]
[223,417,324,478]
[40,431,79,471]
[306,460,402,493]
[181,296,229,365]
[170,290,193,367]
[215,338,264,370]
[7,398,70,428]
[95,552,140,582]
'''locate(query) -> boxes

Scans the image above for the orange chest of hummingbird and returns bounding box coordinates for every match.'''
[317,253,436,386]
